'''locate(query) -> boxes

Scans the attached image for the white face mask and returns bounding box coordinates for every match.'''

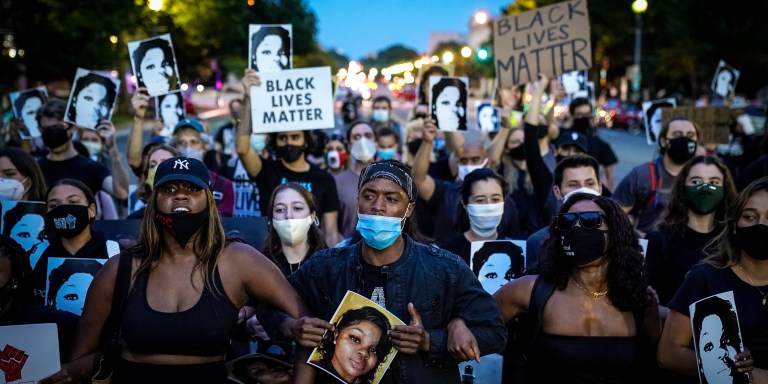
[457,158,488,181]
[81,141,103,158]
[0,178,27,201]
[180,146,205,162]
[351,137,377,162]
[466,202,504,237]
[272,216,314,246]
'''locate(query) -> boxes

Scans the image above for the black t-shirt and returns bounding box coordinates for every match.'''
[38,154,110,195]
[645,226,718,305]
[360,258,387,308]
[669,263,768,370]
[438,234,471,266]
[255,159,340,218]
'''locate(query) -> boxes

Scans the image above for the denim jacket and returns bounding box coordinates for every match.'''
[269,236,507,383]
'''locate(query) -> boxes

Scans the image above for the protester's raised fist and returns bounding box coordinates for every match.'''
[242,69,262,97]
[131,87,150,119]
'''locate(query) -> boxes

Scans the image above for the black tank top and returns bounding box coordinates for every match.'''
[120,259,238,356]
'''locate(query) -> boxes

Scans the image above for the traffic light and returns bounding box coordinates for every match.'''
[477,47,489,62]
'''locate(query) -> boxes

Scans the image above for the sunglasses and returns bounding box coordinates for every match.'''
[555,211,606,232]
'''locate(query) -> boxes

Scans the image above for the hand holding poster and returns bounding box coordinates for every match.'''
[308,291,404,384]
[689,291,748,384]
[429,76,469,132]
[0,323,60,383]
[494,0,592,88]
[250,67,334,133]
[127,34,181,97]
[64,68,121,129]
[9,86,48,139]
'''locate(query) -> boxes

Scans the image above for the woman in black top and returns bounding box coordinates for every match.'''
[645,156,737,313]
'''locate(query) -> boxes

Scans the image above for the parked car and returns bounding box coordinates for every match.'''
[598,98,643,133]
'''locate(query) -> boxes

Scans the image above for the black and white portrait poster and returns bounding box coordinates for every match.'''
[416,64,454,105]
[248,24,292,72]
[64,68,120,129]
[560,70,588,96]
[250,67,334,133]
[572,80,595,107]
[429,76,468,132]
[470,240,526,294]
[155,90,185,138]
[308,291,404,384]
[0,323,60,383]
[45,257,107,316]
[711,60,740,99]
[0,201,48,271]
[475,102,501,132]
[9,86,48,139]
[689,291,747,384]
[642,98,677,145]
[127,34,181,97]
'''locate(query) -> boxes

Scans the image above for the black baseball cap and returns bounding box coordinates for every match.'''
[557,130,589,153]
[153,157,212,190]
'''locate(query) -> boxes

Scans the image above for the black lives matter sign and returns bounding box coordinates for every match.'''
[250,67,334,133]
[494,0,592,88]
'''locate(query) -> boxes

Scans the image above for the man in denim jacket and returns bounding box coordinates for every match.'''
[265,160,506,383]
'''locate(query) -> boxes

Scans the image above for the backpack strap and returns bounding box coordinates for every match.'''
[527,276,557,347]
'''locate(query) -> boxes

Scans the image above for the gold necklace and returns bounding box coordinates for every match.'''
[571,277,608,299]
[737,265,768,306]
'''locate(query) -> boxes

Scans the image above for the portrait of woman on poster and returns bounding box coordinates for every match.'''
[250,26,291,72]
[310,306,392,384]
[430,77,467,132]
[131,37,179,96]
[66,73,118,129]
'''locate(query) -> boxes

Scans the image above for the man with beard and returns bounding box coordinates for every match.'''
[613,117,699,237]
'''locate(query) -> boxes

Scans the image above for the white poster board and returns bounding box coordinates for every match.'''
[711,60,740,99]
[155,90,185,138]
[0,323,60,383]
[127,34,182,97]
[429,76,469,132]
[689,291,746,384]
[642,98,677,145]
[470,240,526,294]
[9,86,48,139]
[64,68,121,129]
[250,67,334,133]
[475,102,501,132]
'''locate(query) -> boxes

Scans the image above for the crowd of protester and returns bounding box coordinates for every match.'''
[0,63,766,384]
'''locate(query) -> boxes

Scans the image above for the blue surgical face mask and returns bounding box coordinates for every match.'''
[250,134,267,153]
[372,109,389,123]
[433,137,446,151]
[356,210,408,250]
[377,147,398,160]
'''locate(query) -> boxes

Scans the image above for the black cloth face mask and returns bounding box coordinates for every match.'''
[276,145,304,163]
[155,210,210,248]
[46,204,91,239]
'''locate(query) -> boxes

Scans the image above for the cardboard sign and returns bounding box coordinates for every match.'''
[689,291,746,384]
[250,67,334,133]
[429,76,469,132]
[308,291,404,384]
[248,24,293,72]
[470,240,526,294]
[46,257,107,316]
[0,201,48,271]
[495,0,592,88]
[127,34,182,97]
[0,323,60,383]
[642,98,677,145]
[155,90,185,138]
[711,60,740,99]
[9,86,48,139]
[661,106,730,144]
[64,68,121,129]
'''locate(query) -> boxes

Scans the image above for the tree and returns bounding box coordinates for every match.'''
[359,44,420,71]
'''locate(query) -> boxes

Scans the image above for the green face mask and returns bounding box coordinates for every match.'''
[684,183,724,215]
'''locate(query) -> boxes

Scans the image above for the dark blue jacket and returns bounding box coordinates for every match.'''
[269,236,507,383]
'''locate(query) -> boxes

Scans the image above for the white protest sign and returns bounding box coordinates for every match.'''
[689,291,746,384]
[494,0,592,88]
[0,323,60,383]
[250,67,334,133]
[470,240,526,294]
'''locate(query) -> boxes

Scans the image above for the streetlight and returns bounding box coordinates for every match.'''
[631,0,647,102]
[460,46,472,58]
[148,0,164,11]
[474,10,489,25]
[442,51,454,64]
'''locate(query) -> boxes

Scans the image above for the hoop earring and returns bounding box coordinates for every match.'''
[312,216,320,227]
